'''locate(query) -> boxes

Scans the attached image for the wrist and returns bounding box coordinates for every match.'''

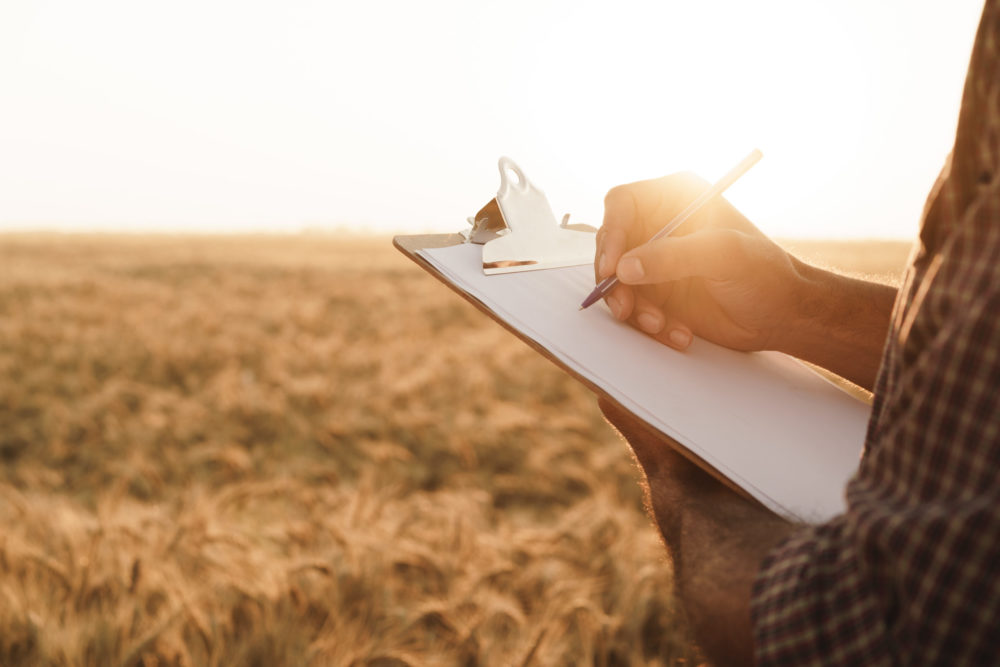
[774,259,897,390]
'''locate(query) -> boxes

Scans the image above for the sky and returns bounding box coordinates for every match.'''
[0,0,987,238]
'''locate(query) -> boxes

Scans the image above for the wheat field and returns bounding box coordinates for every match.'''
[0,234,912,666]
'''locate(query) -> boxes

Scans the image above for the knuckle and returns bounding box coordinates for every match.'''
[603,184,632,207]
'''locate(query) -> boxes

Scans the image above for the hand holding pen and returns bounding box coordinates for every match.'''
[587,150,824,355]
[582,150,762,310]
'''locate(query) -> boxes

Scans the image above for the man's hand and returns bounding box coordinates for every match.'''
[600,398,795,666]
[595,172,898,390]
[597,172,807,354]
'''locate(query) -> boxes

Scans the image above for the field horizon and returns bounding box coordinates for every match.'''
[0,233,912,665]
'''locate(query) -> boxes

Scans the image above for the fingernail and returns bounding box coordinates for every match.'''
[669,329,692,348]
[618,257,644,282]
[607,296,622,319]
[598,252,608,277]
[637,311,663,333]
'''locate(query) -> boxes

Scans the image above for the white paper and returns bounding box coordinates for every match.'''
[420,243,870,523]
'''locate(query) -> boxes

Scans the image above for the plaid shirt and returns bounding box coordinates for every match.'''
[751,4,1000,664]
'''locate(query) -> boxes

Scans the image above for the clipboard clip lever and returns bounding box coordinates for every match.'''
[462,157,597,275]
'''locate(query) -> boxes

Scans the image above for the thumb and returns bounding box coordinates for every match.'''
[615,229,746,286]
[599,397,680,475]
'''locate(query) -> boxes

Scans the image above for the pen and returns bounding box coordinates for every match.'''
[579,149,763,310]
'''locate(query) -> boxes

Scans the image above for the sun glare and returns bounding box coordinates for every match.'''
[498,1,981,238]
[0,0,985,238]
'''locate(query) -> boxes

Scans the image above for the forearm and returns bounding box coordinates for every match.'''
[778,259,898,391]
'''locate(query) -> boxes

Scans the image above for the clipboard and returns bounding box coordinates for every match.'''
[393,232,764,505]
[392,159,871,523]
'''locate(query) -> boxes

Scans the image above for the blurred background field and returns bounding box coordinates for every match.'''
[0,234,911,666]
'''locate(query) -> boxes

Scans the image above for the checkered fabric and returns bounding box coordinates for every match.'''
[750,4,1000,664]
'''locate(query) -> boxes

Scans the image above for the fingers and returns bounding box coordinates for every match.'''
[657,327,694,350]
[617,229,748,286]
[603,282,633,321]
[629,292,693,350]
[597,396,690,481]
[604,286,694,351]
[597,172,707,315]
[597,187,636,280]
[601,279,693,351]
[596,226,627,280]
[598,396,648,442]
[597,172,707,280]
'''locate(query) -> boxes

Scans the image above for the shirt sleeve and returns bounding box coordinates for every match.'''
[750,181,1000,666]
[751,282,1000,664]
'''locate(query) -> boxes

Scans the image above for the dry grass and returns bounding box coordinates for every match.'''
[0,233,911,666]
